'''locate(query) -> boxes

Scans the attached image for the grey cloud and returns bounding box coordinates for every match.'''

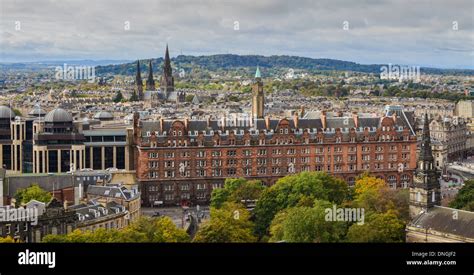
[0,0,473,68]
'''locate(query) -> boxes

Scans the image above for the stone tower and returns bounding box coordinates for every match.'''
[252,66,264,119]
[135,60,143,100]
[146,60,155,91]
[409,113,441,219]
[160,44,174,99]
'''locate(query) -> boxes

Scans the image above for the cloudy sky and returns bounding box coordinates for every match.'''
[1,0,473,68]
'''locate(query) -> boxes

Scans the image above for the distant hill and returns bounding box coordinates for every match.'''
[95,54,474,76]
[0,60,131,71]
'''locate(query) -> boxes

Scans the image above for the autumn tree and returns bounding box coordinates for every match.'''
[0,236,18,243]
[346,174,408,242]
[352,174,409,221]
[43,216,189,243]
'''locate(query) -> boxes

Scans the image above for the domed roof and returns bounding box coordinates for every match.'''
[28,107,47,116]
[44,108,73,123]
[93,111,114,120]
[0,106,15,119]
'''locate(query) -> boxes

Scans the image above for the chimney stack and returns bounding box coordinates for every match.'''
[159,118,164,133]
[392,113,397,123]
[265,116,270,130]
[352,112,359,128]
[221,115,226,131]
[184,117,189,130]
[293,114,299,129]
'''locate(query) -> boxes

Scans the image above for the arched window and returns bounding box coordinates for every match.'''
[388,175,397,189]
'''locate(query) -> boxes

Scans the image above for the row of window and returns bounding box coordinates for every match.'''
[148,162,410,178]
[147,145,410,159]
[147,154,410,170]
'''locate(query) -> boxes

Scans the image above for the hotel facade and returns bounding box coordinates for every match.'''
[134,69,418,206]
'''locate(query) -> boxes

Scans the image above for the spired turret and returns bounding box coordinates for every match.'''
[409,113,441,218]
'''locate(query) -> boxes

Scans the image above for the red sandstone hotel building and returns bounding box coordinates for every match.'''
[134,110,418,206]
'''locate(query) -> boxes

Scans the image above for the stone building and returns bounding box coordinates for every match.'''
[455,100,474,119]
[134,106,418,206]
[429,116,467,169]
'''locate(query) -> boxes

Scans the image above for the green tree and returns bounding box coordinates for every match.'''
[113,91,124,103]
[449,180,474,211]
[14,184,52,206]
[210,178,265,208]
[346,210,405,242]
[254,172,349,237]
[269,200,347,243]
[193,202,257,243]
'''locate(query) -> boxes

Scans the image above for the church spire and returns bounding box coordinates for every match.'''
[409,112,440,218]
[136,60,143,100]
[136,60,142,83]
[146,60,155,90]
[420,113,434,163]
[160,44,174,99]
[163,44,172,76]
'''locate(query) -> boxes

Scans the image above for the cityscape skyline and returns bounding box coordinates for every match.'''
[1,0,473,68]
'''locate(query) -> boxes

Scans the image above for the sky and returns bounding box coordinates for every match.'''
[0,0,473,68]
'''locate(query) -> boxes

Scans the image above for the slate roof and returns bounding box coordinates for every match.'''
[409,206,474,239]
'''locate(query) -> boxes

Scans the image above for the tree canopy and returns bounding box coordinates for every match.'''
[193,202,257,243]
[210,178,265,208]
[449,180,474,211]
[269,200,347,243]
[253,172,349,237]
[14,184,52,207]
[42,216,190,243]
